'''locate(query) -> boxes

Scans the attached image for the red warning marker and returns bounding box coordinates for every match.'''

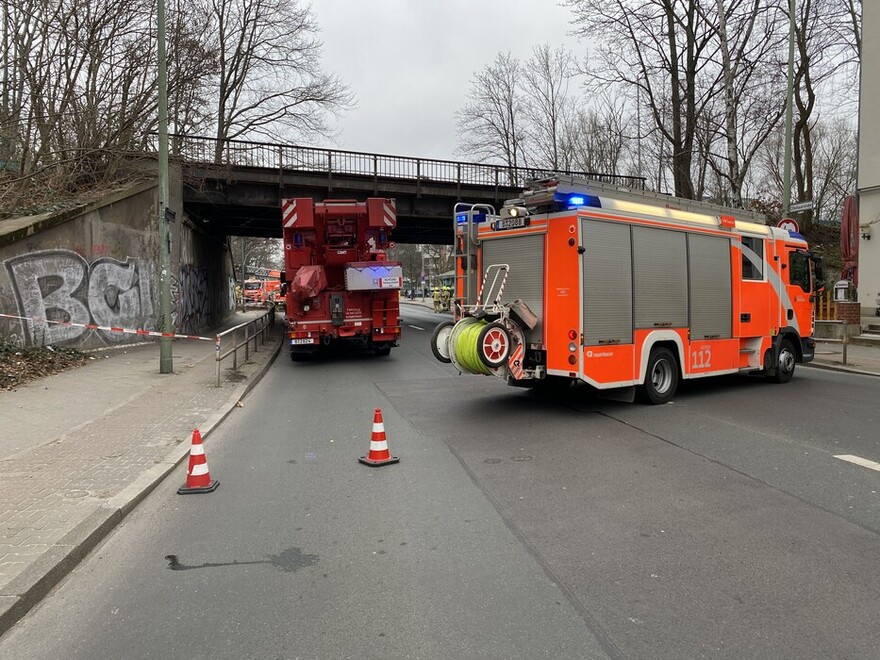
[177,429,219,494]
[358,408,400,467]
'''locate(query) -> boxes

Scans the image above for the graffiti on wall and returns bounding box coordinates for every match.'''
[228,277,237,312]
[2,249,155,345]
[172,264,211,335]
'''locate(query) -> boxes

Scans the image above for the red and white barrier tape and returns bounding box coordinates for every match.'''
[0,313,214,341]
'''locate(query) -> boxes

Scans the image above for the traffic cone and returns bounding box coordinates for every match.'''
[358,408,400,467]
[177,429,219,494]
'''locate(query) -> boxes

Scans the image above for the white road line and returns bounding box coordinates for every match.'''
[834,454,880,472]
[408,324,425,331]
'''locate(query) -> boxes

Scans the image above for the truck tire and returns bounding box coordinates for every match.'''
[374,345,392,357]
[768,338,796,384]
[477,322,511,369]
[639,347,679,404]
[430,321,455,364]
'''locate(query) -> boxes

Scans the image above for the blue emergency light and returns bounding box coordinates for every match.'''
[456,212,487,224]
[564,193,601,209]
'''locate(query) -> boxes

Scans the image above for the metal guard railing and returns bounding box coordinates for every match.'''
[153,134,646,191]
[215,308,275,387]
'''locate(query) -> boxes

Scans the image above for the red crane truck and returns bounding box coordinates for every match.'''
[280,197,402,360]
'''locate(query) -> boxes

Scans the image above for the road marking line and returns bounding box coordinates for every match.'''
[834,454,880,472]
[408,325,425,331]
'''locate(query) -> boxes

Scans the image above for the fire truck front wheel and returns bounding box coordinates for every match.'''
[639,347,679,405]
[768,338,797,383]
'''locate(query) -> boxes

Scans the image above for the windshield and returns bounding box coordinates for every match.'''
[244,282,261,290]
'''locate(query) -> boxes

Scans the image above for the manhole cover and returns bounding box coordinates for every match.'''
[483,458,502,464]
[511,456,533,462]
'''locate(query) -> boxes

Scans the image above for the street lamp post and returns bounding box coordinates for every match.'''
[157,0,173,373]
[782,0,796,216]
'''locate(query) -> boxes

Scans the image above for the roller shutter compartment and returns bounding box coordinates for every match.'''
[581,219,633,346]
[482,234,545,343]
[688,234,732,339]
[632,226,688,330]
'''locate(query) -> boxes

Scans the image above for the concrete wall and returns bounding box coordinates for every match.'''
[858,1,880,311]
[0,180,235,349]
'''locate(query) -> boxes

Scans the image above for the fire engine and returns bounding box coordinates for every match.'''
[242,273,281,306]
[431,176,825,403]
[281,197,402,359]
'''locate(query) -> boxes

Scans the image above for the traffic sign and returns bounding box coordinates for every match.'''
[778,218,800,232]
[789,200,814,213]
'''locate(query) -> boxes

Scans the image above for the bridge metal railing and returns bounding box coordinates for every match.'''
[162,134,646,191]
[214,307,275,387]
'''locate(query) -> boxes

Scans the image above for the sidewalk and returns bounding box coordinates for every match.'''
[0,311,283,635]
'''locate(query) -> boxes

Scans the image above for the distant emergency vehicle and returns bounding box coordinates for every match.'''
[242,276,280,305]
[431,176,824,403]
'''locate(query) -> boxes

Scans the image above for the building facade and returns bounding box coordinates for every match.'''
[859,2,880,312]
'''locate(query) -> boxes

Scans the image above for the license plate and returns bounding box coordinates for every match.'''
[290,338,316,345]
[494,216,530,231]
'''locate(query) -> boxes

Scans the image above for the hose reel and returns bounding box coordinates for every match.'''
[431,316,522,377]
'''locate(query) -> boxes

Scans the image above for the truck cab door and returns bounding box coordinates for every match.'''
[738,236,770,337]
[784,248,813,337]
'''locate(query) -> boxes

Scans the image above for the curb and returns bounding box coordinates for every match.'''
[802,362,880,378]
[0,334,283,638]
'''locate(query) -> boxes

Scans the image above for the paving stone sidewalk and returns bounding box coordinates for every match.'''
[0,313,283,635]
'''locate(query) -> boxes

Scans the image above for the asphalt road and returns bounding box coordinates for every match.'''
[2,302,879,659]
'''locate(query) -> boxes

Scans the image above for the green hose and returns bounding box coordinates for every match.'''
[454,320,491,375]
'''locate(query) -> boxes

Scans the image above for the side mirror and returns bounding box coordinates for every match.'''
[808,253,826,293]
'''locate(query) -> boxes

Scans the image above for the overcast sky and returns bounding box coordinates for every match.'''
[309,0,579,161]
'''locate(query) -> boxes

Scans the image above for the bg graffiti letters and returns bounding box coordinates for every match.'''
[4,249,155,345]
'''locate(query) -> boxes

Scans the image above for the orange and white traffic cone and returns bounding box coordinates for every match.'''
[358,408,400,467]
[177,429,219,494]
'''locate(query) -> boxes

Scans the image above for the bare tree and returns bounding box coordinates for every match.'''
[809,119,858,225]
[521,44,576,170]
[229,235,282,281]
[455,52,527,176]
[0,0,354,213]
[704,0,787,207]
[387,243,423,295]
[206,0,352,162]
[788,0,860,231]
[568,0,722,199]
[561,93,632,175]
[168,0,217,154]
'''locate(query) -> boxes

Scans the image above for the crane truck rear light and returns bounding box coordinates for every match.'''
[289,331,314,339]
[293,233,304,247]
[568,329,578,340]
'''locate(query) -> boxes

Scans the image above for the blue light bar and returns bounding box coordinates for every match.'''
[566,193,601,209]
[552,192,602,209]
[456,212,487,224]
